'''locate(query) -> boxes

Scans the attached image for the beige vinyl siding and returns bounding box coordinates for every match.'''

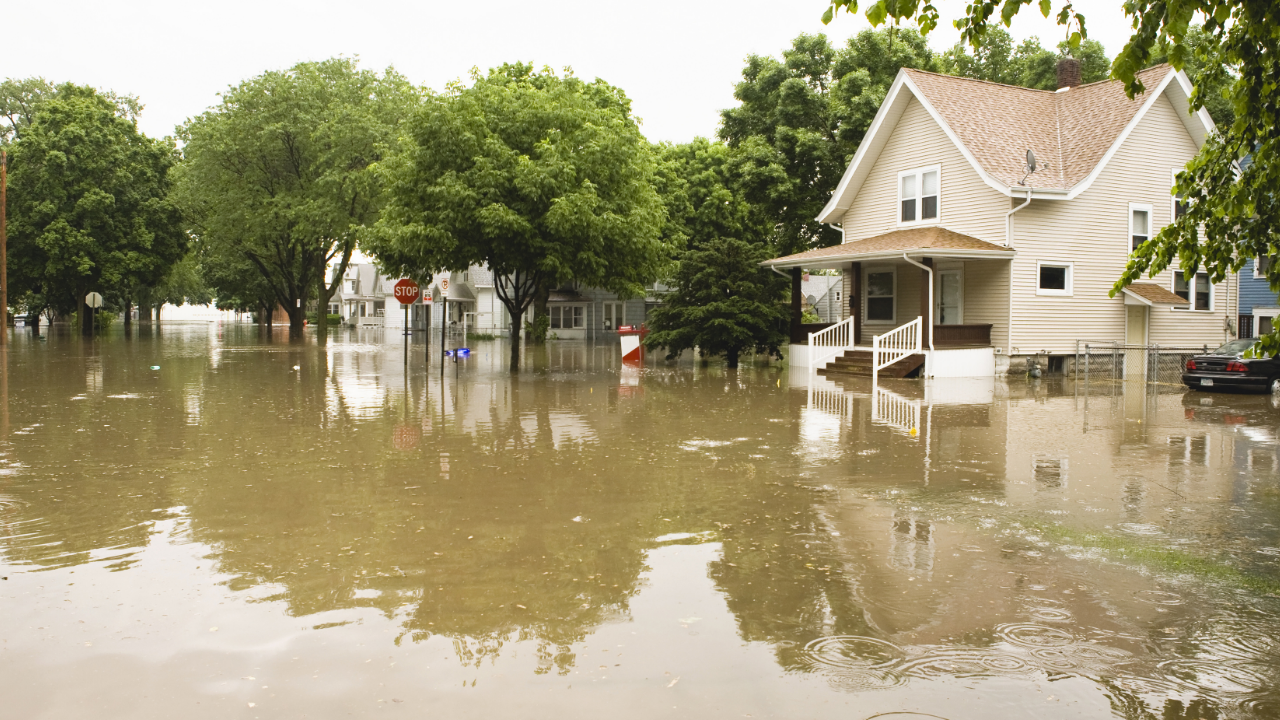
[839,97,1007,244]
[1008,93,1225,354]
[961,259,1010,349]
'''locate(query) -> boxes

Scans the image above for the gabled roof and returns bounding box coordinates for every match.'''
[818,64,1216,222]
[763,226,1015,269]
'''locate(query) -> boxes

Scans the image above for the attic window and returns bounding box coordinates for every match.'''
[899,166,940,224]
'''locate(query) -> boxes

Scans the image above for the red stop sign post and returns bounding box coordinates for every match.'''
[394,279,420,340]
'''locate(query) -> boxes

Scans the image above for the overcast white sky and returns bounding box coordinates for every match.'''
[8,0,1135,144]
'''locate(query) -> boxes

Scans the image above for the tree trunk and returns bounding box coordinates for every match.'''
[123,299,133,331]
[530,283,550,345]
[726,348,740,369]
[79,285,93,337]
[27,310,39,335]
[265,304,274,335]
[316,259,330,345]
[154,304,163,327]
[286,303,305,337]
[509,305,524,371]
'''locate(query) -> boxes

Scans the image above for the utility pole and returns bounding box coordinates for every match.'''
[1,149,7,346]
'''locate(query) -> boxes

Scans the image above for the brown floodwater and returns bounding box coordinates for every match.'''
[1,324,1279,719]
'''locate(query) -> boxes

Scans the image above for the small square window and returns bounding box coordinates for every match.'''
[1036,262,1072,296]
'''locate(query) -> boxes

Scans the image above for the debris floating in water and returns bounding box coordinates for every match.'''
[150,366,160,370]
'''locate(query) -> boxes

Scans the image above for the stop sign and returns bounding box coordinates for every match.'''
[393,279,421,305]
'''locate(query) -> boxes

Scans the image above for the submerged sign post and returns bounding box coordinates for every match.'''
[85,292,104,336]
[393,279,420,338]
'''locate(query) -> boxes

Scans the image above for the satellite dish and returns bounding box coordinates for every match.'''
[1025,149,1037,173]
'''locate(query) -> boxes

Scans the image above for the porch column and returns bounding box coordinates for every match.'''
[920,257,933,348]
[790,267,803,344]
[850,261,862,346]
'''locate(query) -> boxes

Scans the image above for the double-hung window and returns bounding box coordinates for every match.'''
[1254,256,1273,279]
[1173,271,1211,311]
[1130,203,1152,251]
[899,166,940,224]
[865,268,895,322]
[549,305,584,329]
[1171,169,1189,221]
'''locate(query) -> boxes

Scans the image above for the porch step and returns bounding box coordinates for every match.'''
[817,350,925,379]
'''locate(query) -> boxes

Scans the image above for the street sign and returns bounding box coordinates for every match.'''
[440,278,449,291]
[393,279,421,305]
[85,292,104,308]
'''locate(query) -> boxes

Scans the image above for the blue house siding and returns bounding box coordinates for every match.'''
[1239,260,1278,315]
[1238,259,1279,338]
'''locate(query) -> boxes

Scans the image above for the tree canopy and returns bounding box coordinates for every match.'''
[719,29,937,256]
[365,63,668,370]
[939,26,1109,90]
[176,57,420,337]
[644,139,787,368]
[5,83,185,332]
[822,0,1280,354]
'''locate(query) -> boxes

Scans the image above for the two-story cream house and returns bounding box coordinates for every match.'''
[769,61,1228,378]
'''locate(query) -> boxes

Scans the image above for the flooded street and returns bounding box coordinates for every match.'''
[2,325,1279,719]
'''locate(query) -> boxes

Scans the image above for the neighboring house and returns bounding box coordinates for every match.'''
[1237,258,1278,340]
[802,274,842,322]
[766,60,1229,378]
[327,261,660,340]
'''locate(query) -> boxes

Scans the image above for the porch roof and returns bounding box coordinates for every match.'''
[1122,282,1190,307]
[762,227,1015,270]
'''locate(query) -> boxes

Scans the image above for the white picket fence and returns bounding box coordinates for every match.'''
[873,316,922,383]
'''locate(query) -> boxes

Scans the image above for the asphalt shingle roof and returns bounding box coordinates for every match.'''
[903,65,1172,190]
[765,226,1012,266]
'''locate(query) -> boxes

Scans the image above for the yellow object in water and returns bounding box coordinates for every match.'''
[909,428,918,436]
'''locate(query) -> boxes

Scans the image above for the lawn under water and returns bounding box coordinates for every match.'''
[1,324,1278,719]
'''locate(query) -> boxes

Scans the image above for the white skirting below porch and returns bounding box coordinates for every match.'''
[787,344,996,378]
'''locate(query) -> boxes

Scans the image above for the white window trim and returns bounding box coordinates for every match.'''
[864,265,897,325]
[1129,202,1153,252]
[1254,257,1272,279]
[897,165,942,227]
[602,301,624,329]
[1169,168,1183,223]
[1171,269,1214,312]
[1036,261,1074,297]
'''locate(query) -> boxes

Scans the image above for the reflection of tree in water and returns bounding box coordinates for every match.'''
[707,479,870,670]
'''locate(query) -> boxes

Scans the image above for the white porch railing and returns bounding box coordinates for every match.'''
[808,315,856,369]
[872,316,922,384]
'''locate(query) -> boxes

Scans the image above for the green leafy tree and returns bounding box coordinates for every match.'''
[176,58,420,339]
[823,1,1280,355]
[1,77,140,147]
[366,64,667,370]
[720,29,937,256]
[644,140,787,369]
[940,26,1109,90]
[6,84,185,334]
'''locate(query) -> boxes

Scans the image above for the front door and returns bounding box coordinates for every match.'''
[936,270,962,325]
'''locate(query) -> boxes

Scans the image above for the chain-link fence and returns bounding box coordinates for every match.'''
[1075,343,1210,386]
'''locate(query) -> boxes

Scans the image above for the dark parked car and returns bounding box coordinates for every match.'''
[1182,339,1280,393]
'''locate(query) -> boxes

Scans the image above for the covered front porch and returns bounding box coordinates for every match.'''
[764,227,1014,379]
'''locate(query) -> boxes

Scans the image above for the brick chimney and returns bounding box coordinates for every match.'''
[1056,58,1082,90]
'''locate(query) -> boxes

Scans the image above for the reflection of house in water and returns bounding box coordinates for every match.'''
[796,374,1279,665]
